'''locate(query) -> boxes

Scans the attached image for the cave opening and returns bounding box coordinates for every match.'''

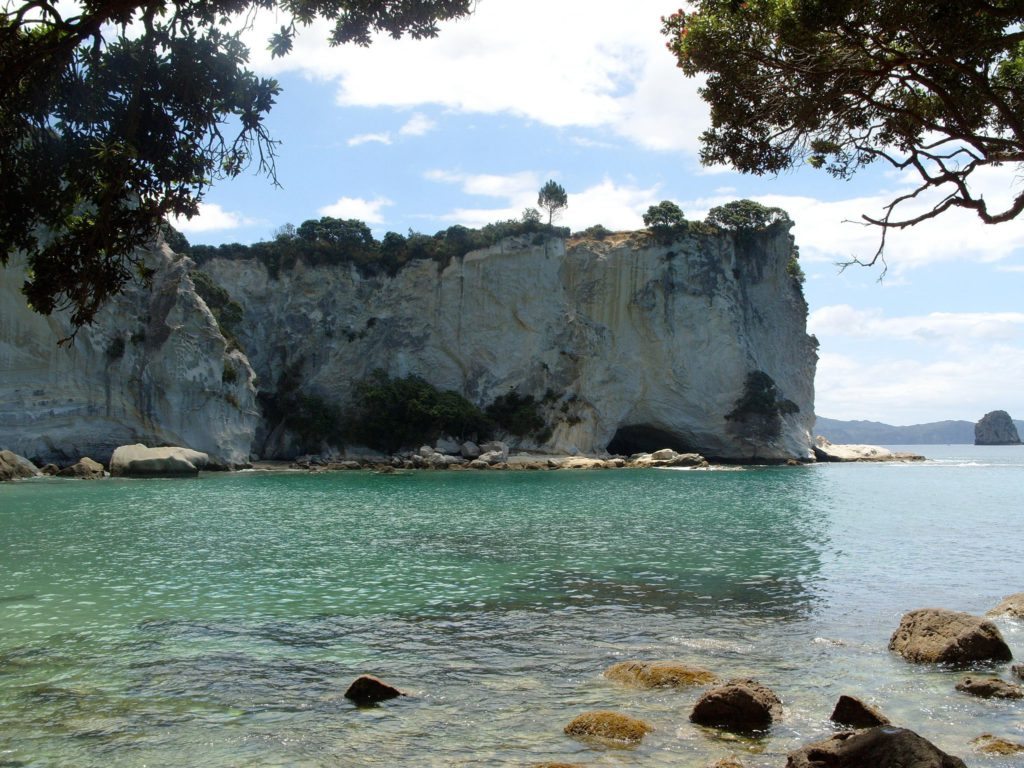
[606,424,692,456]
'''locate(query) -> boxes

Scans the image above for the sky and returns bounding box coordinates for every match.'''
[173,0,1024,426]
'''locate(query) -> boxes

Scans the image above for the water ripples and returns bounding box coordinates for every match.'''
[2,452,1023,766]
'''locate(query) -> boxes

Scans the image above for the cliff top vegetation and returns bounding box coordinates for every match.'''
[185,198,797,281]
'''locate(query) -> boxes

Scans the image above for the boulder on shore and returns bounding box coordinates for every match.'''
[830,695,891,729]
[889,608,1012,664]
[974,410,1021,445]
[690,678,782,733]
[813,437,924,462]
[987,592,1024,620]
[604,660,717,689]
[627,449,708,468]
[0,450,40,481]
[955,675,1024,699]
[563,710,652,745]
[56,457,106,479]
[343,674,405,705]
[110,444,209,477]
[786,727,966,768]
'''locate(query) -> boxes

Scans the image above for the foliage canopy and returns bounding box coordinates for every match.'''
[643,200,687,242]
[537,180,568,225]
[1,0,472,328]
[664,0,1024,268]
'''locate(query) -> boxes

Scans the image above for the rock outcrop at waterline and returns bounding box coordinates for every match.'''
[975,410,1021,445]
[203,228,817,461]
[0,246,258,466]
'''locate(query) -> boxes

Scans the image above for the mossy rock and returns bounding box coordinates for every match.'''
[972,734,1024,756]
[564,710,652,745]
[604,660,717,689]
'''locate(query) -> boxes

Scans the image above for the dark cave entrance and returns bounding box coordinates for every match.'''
[606,424,692,456]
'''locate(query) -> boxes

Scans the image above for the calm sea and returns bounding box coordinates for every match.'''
[1,446,1022,767]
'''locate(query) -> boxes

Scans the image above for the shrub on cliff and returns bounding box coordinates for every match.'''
[346,370,491,453]
[485,392,547,438]
[706,200,791,232]
[190,269,245,350]
[726,370,799,444]
[643,201,688,243]
[191,217,569,279]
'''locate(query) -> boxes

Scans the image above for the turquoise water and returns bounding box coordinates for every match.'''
[1,447,1022,766]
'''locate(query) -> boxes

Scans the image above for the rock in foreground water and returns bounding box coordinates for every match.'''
[343,674,405,705]
[955,676,1024,699]
[690,679,782,732]
[604,660,717,688]
[889,608,1012,664]
[786,727,967,768]
[564,711,652,744]
[830,695,891,728]
[987,592,1024,619]
[972,734,1024,755]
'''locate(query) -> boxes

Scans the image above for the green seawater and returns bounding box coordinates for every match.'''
[1,446,1022,767]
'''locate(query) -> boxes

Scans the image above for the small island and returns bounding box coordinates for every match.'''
[975,410,1022,446]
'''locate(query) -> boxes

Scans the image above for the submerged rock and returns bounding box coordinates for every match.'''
[974,410,1021,445]
[343,674,405,705]
[563,710,652,744]
[830,695,891,729]
[56,457,106,479]
[1013,664,1024,680]
[972,734,1024,755]
[0,450,39,481]
[690,678,782,733]
[955,675,1024,699]
[604,660,717,689]
[889,608,1012,664]
[786,727,966,768]
[987,592,1024,619]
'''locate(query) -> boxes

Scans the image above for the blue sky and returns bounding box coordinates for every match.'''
[174,0,1024,426]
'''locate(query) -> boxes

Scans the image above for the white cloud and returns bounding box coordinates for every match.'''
[563,178,660,231]
[347,132,392,147]
[399,113,436,137]
[171,203,254,233]
[244,0,709,153]
[685,177,1024,274]
[814,348,1024,425]
[426,170,658,231]
[426,169,541,200]
[318,196,393,224]
[810,305,1024,349]
[810,306,1024,423]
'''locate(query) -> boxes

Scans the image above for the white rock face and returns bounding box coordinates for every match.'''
[0,245,259,466]
[204,229,817,461]
[109,443,211,476]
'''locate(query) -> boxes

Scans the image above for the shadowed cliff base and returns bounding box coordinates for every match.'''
[606,425,695,456]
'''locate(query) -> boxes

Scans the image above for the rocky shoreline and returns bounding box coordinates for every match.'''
[1,436,928,481]
[341,598,1023,767]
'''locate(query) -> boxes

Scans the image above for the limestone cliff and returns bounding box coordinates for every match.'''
[0,245,258,466]
[203,228,817,461]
